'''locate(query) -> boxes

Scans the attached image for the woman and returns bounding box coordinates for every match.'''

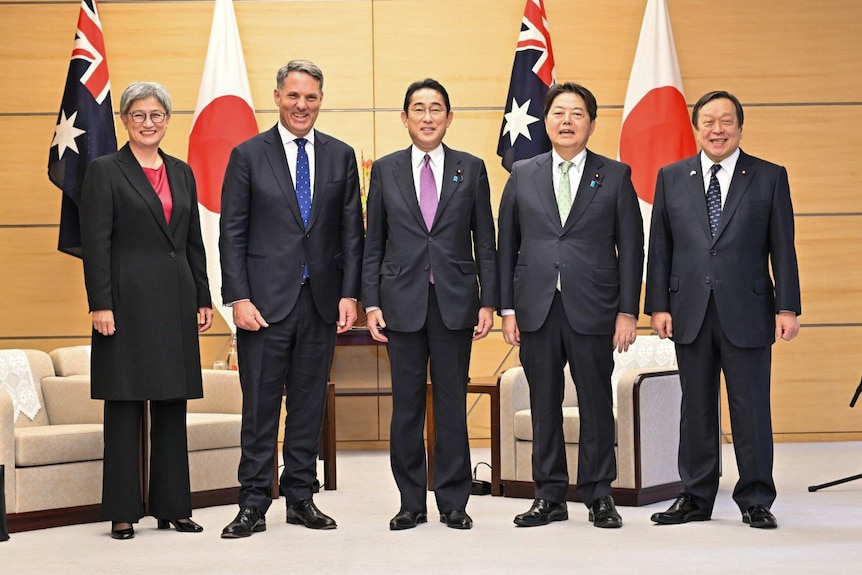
[80,82,213,540]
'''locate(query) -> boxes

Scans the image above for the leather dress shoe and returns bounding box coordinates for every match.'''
[286,499,337,530]
[651,494,711,525]
[158,518,203,533]
[440,510,473,530]
[221,506,266,539]
[589,495,622,528]
[389,510,427,531]
[111,522,134,540]
[743,505,777,529]
[513,499,568,527]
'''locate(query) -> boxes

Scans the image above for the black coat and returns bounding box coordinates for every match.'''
[81,144,211,400]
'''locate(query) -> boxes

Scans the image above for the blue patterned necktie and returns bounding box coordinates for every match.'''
[707,163,722,237]
[295,138,311,228]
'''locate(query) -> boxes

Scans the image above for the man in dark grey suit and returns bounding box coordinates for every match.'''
[646,91,801,529]
[498,82,643,529]
[362,79,497,531]
[219,60,364,538]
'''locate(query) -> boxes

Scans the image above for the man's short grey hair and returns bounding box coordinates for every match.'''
[276,60,324,91]
[119,81,172,116]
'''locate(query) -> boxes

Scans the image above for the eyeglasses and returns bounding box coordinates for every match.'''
[127,111,167,124]
[409,106,447,119]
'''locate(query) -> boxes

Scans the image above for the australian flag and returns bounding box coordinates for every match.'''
[48,0,117,257]
[497,0,556,172]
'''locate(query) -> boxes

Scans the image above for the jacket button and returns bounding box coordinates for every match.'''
[705,276,711,284]
[428,237,434,242]
[424,265,430,271]
[554,262,560,269]
[710,249,717,256]
[169,251,176,258]
[306,233,311,238]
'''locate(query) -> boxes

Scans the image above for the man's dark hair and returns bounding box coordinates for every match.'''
[543,82,597,121]
[691,90,745,127]
[403,78,451,113]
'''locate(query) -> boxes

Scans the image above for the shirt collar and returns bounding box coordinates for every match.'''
[552,148,587,173]
[700,147,740,176]
[411,144,444,170]
[277,122,316,146]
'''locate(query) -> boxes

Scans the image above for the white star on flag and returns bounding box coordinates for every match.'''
[51,109,86,160]
[502,97,540,147]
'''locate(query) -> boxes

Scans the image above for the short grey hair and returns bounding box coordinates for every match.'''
[276,60,324,91]
[119,81,172,116]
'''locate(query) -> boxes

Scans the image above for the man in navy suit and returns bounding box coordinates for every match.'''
[362,79,497,531]
[498,82,644,529]
[219,60,364,538]
[646,91,801,529]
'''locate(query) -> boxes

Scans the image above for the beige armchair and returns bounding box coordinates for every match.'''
[498,335,683,506]
[0,347,242,533]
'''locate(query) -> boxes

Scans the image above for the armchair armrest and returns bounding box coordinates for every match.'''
[615,367,682,489]
[189,369,242,414]
[1,390,17,511]
[499,366,531,480]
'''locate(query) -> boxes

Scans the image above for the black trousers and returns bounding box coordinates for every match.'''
[101,399,191,522]
[520,292,616,506]
[387,285,473,513]
[236,284,335,512]
[675,294,774,514]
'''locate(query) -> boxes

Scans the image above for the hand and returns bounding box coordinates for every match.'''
[472,307,494,341]
[366,308,388,343]
[337,298,357,334]
[92,309,116,336]
[198,307,214,333]
[502,314,520,346]
[232,300,269,331]
[613,313,637,353]
[775,311,800,342]
[650,312,673,339]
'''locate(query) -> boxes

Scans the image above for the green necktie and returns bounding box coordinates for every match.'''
[557,160,573,291]
[558,160,573,225]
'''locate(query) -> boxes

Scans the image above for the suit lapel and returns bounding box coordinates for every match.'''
[713,151,755,242]
[307,129,328,229]
[116,144,174,245]
[394,147,428,231]
[683,155,713,242]
[530,153,559,229]
[435,145,461,224]
[262,125,305,229]
[163,154,186,238]
[564,151,602,232]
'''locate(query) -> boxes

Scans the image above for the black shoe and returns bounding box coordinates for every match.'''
[440,510,473,530]
[286,499,337,530]
[389,510,427,531]
[743,505,777,529]
[650,495,711,525]
[513,499,568,527]
[588,495,623,528]
[157,518,203,533]
[111,522,134,540]
[221,507,266,539]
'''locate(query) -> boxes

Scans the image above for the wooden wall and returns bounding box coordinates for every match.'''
[2,0,860,443]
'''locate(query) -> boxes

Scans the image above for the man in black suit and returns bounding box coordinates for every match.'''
[497,82,643,529]
[219,60,364,538]
[362,79,497,531]
[646,91,801,529]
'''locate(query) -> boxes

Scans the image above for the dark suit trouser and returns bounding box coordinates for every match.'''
[675,294,775,514]
[101,400,191,522]
[387,285,473,513]
[236,284,335,512]
[520,292,616,506]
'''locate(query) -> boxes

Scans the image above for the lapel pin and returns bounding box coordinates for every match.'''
[453,169,463,183]
[741,170,747,175]
[690,170,697,176]
[590,173,601,188]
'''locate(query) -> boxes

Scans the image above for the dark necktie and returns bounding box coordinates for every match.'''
[707,163,722,237]
[419,154,438,282]
[295,138,311,228]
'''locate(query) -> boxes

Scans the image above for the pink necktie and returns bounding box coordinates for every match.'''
[419,154,438,282]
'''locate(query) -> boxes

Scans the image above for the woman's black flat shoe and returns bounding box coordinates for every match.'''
[111,523,135,540]
[157,518,203,533]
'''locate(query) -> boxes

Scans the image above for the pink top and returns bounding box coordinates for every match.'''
[143,163,172,224]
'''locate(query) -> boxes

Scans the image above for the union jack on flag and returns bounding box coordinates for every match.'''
[497,0,556,172]
[48,0,117,257]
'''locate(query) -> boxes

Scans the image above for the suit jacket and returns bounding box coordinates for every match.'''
[497,150,643,334]
[644,150,802,348]
[220,125,364,324]
[361,145,497,332]
[80,143,210,400]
